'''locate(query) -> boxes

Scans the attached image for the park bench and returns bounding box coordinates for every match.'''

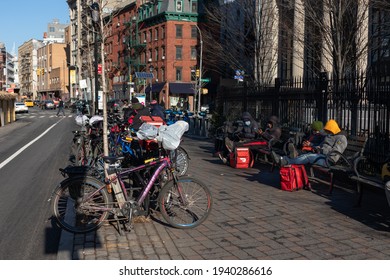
[307,135,367,194]
[349,136,390,206]
[254,126,305,168]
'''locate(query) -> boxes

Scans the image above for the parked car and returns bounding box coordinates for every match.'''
[15,102,29,113]
[44,100,55,110]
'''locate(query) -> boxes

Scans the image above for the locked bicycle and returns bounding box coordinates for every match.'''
[50,146,212,234]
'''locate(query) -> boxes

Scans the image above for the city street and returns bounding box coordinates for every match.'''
[0,106,76,259]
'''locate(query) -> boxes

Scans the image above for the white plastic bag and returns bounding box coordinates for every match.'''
[89,115,103,125]
[75,115,89,126]
[136,122,159,140]
[157,120,189,150]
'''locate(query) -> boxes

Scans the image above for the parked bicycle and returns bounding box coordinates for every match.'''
[50,148,212,234]
[72,113,190,177]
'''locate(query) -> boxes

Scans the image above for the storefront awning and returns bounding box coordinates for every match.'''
[145,82,166,94]
[169,83,196,94]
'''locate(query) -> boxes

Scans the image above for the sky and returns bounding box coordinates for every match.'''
[0,0,70,55]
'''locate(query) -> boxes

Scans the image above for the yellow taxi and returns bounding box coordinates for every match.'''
[24,99,34,107]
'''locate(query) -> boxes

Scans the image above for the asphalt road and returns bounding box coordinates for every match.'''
[0,107,76,259]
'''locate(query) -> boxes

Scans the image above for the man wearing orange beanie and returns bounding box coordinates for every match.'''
[271,119,348,167]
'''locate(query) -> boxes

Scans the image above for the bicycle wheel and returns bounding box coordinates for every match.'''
[158,177,212,229]
[171,147,189,176]
[52,176,111,233]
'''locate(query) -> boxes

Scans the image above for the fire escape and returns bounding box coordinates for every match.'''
[125,16,146,96]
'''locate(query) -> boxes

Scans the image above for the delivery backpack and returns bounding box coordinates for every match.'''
[279,164,311,191]
[229,147,254,169]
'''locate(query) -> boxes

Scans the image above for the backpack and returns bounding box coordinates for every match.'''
[279,164,311,191]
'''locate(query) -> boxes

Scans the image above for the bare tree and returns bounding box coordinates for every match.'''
[203,0,280,86]
[293,0,390,80]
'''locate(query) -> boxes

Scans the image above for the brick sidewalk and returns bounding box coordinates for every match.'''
[57,135,390,260]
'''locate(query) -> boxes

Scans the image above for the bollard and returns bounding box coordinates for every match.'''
[201,118,206,137]
[194,116,200,136]
[189,117,195,134]
[0,107,4,127]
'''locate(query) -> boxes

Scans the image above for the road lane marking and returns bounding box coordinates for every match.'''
[0,119,63,170]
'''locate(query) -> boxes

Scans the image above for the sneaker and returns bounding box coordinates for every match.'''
[224,137,234,153]
[271,151,288,167]
[288,143,298,158]
[218,153,228,164]
[271,151,281,166]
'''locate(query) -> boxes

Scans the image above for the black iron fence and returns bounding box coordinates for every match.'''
[218,74,390,162]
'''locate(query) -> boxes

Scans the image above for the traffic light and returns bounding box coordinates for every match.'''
[196,69,200,77]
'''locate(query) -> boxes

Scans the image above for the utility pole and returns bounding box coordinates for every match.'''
[76,0,82,99]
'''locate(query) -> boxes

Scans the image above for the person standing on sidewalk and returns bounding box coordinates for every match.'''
[56,98,65,117]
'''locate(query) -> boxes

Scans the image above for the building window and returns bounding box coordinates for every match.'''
[176,0,183,12]
[175,25,183,38]
[191,67,196,81]
[161,25,165,39]
[154,67,158,81]
[161,68,165,81]
[149,30,153,42]
[191,46,197,60]
[155,28,159,40]
[155,48,159,61]
[191,26,197,39]
[143,32,147,43]
[176,67,182,81]
[191,1,198,13]
[176,46,182,60]
[161,46,165,58]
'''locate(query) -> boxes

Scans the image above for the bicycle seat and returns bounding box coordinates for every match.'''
[103,156,125,164]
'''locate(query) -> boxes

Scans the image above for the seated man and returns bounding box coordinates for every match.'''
[218,113,281,164]
[287,120,325,158]
[224,112,261,152]
[271,119,347,168]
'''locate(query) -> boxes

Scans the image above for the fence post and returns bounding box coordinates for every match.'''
[274,78,281,116]
[318,72,329,123]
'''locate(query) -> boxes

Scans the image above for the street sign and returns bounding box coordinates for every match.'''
[201,78,210,83]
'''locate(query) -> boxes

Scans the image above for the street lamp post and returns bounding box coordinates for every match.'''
[149,64,154,102]
[91,2,100,115]
[196,25,203,115]
[183,19,203,114]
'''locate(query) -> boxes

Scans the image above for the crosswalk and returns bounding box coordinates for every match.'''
[16,112,74,119]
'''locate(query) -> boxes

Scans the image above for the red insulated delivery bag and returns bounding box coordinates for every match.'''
[229,147,254,169]
[279,164,310,191]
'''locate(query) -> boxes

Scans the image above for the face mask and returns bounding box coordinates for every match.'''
[244,121,251,126]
